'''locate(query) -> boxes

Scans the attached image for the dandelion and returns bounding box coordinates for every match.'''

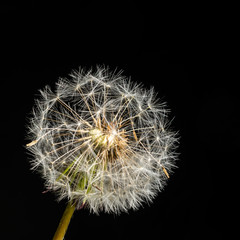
[26,66,178,239]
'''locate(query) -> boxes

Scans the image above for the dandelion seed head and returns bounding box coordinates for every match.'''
[26,66,178,214]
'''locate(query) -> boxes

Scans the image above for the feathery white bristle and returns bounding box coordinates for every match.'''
[26,66,178,214]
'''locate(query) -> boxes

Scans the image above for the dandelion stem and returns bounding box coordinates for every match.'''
[52,201,76,240]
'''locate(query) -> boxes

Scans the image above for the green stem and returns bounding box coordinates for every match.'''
[52,201,76,240]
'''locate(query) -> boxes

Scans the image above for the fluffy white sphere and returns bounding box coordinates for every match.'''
[26,67,178,214]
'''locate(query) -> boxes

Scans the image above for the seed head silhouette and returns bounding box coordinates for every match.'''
[26,67,178,214]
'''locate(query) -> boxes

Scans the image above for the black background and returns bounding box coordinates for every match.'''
[1,2,237,239]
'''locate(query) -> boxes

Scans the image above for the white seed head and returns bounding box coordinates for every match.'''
[26,67,178,214]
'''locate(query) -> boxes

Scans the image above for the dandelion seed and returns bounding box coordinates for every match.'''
[26,66,178,239]
[26,139,38,147]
